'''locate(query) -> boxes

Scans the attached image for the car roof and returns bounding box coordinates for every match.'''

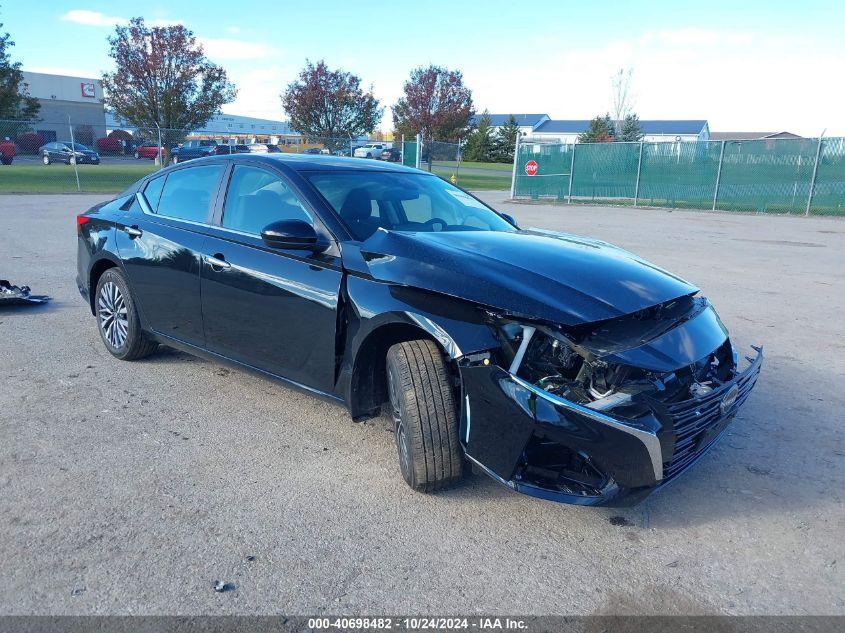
[213,153,422,173]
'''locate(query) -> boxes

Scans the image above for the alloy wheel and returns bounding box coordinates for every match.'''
[98,281,129,349]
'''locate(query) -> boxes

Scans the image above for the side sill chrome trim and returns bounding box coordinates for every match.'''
[510,374,664,481]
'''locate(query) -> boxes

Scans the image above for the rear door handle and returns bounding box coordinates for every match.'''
[205,253,231,270]
[123,225,142,238]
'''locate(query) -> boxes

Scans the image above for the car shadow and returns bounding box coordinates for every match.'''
[138,345,842,529]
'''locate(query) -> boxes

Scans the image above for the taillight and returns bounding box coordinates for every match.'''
[77,215,90,235]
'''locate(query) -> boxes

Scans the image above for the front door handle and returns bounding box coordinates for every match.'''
[124,225,143,238]
[205,253,231,270]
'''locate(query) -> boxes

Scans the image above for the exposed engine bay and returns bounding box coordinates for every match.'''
[495,295,738,410]
[470,294,760,503]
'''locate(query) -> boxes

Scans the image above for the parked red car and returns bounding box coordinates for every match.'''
[134,142,164,160]
[0,139,16,165]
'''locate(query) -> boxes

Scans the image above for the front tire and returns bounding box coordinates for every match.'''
[95,269,157,361]
[386,339,462,492]
[171,155,179,165]
[42,154,50,165]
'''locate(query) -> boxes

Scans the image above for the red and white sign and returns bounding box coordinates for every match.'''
[80,82,96,98]
[524,160,538,176]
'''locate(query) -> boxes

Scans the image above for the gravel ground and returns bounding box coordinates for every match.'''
[1,192,843,616]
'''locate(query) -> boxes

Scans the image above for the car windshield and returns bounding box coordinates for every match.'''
[306,171,515,241]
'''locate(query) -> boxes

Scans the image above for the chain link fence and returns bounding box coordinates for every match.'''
[512,136,845,216]
[0,119,404,193]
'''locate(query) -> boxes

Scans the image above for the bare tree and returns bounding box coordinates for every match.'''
[611,68,634,136]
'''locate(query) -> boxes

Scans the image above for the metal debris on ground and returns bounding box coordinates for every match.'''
[0,279,51,305]
[212,580,236,593]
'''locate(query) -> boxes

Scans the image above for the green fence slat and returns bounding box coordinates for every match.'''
[812,138,845,216]
[571,142,639,201]
[402,141,417,168]
[715,138,818,213]
[511,137,845,216]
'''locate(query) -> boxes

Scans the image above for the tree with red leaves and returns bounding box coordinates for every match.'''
[392,65,474,142]
[102,17,236,155]
[282,60,382,150]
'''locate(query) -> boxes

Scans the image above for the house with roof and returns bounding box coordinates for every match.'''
[528,119,710,143]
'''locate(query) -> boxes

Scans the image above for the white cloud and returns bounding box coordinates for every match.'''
[60,10,181,28]
[60,9,125,27]
[222,66,292,121]
[198,37,279,61]
[464,28,844,136]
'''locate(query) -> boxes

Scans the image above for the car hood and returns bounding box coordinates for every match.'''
[356,228,698,326]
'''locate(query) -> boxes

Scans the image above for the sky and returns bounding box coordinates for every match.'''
[1,0,843,135]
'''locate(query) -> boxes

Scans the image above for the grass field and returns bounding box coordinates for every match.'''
[431,160,513,172]
[0,164,158,193]
[432,168,511,191]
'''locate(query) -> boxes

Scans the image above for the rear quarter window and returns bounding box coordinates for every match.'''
[142,176,166,211]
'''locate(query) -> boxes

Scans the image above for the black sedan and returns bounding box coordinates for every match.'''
[75,154,762,506]
[381,148,401,162]
[41,142,100,165]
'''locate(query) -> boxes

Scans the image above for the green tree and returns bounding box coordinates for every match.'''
[578,114,615,143]
[492,114,519,163]
[0,10,40,125]
[462,111,494,162]
[618,113,644,142]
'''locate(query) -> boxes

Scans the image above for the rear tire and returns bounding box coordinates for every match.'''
[134,150,140,159]
[386,339,462,492]
[95,269,157,361]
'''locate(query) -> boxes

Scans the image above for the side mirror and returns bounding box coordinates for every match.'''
[261,219,326,251]
[500,213,518,228]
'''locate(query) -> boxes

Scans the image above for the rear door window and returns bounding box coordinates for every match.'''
[156,165,223,223]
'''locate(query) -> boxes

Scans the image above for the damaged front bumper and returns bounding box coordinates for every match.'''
[0,279,51,306]
[459,347,763,506]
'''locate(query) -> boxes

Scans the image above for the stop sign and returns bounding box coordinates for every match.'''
[525,160,538,176]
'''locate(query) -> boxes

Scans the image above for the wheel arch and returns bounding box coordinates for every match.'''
[87,255,124,315]
[348,319,455,421]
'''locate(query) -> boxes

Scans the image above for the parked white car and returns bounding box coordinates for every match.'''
[353,143,386,158]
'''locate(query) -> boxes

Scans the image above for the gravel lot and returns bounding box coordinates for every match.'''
[1,191,843,616]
